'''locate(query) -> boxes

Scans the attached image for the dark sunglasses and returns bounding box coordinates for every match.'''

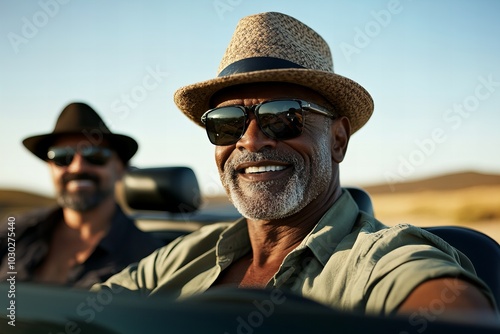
[47,146,113,167]
[200,99,336,146]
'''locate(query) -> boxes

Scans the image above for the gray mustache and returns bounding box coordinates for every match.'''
[227,150,297,168]
[62,173,100,185]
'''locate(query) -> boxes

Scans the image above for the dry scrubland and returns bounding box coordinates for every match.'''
[0,190,55,218]
[1,171,499,242]
[363,172,500,242]
[368,186,500,242]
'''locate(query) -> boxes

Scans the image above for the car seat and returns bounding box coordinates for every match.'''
[123,166,201,213]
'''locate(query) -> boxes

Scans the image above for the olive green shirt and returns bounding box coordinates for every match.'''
[93,191,494,315]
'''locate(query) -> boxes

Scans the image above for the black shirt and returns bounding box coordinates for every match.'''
[0,205,164,288]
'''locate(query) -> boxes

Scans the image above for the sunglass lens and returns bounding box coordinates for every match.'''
[47,147,112,166]
[206,107,246,145]
[47,147,75,166]
[81,147,112,166]
[257,100,304,140]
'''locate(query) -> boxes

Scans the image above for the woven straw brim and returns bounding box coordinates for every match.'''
[174,68,373,134]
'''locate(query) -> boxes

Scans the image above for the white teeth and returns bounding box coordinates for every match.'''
[68,180,94,186]
[244,165,286,174]
[66,180,95,191]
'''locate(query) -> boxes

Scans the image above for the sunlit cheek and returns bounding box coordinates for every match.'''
[48,164,64,188]
[107,165,122,188]
[215,148,229,169]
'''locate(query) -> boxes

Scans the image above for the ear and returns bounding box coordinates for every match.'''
[113,158,127,179]
[330,116,351,163]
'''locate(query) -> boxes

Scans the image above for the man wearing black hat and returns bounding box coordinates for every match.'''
[0,102,163,288]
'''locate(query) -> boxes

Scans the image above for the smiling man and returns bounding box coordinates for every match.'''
[0,102,163,288]
[93,12,498,321]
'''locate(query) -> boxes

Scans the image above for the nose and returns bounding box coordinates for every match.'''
[236,113,277,152]
[66,152,89,172]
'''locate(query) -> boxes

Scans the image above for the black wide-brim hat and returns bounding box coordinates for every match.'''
[174,12,374,134]
[23,102,138,163]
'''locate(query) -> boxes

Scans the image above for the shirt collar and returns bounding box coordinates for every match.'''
[214,190,360,267]
[300,189,360,266]
[216,217,251,259]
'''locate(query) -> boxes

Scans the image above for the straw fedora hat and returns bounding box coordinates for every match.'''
[23,102,138,163]
[174,12,374,134]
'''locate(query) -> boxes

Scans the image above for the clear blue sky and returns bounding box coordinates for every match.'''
[1,0,499,197]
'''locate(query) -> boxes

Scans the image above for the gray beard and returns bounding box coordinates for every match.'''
[57,188,112,212]
[221,127,333,220]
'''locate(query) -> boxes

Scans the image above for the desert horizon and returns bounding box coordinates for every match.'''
[1,170,499,242]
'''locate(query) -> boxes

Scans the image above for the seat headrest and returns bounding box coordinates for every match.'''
[123,167,201,213]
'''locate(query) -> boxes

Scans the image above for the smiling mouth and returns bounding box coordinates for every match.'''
[66,179,96,191]
[243,165,287,174]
